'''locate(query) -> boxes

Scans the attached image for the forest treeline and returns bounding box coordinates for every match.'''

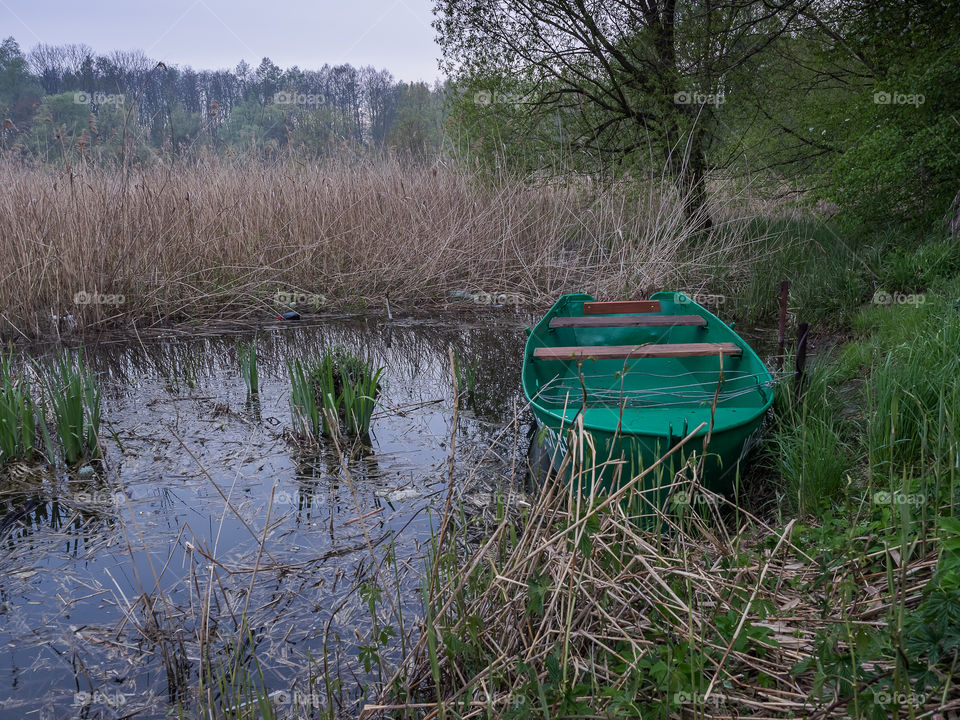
[0,37,447,160]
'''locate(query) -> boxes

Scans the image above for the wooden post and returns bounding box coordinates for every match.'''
[776,280,789,371]
[384,294,394,348]
[794,321,809,402]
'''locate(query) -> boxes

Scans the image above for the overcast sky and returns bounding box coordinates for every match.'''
[1,0,443,82]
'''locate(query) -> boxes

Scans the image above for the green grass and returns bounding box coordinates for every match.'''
[190,622,279,720]
[715,218,872,330]
[845,291,960,477]
[338,361,382,436]
[0,347,38,463]
[42,349,101,466]
[751,284,960,714]
[762,280,960,519]
[237,340,259,396]
[453,349,478,404]
[288,347,383,440]
[718,220,960,334]
[287,357,326,438]
[766,359,857,516]
[874,236,960,294]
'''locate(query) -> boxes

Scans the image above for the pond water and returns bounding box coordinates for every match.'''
[0,313,533,718]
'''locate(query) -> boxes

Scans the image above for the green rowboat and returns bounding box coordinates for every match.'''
[522,292,774,505]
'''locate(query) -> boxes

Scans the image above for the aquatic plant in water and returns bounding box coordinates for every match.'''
[42,349,101,465]
[288,347,383,440]
[0,347,38,463]
[238,340,259,396]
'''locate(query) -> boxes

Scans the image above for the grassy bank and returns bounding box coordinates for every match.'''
[373,279,960,718]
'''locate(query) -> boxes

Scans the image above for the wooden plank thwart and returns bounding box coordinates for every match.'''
[550,314,706,328]
[534,342,742,361]
[583,300,660,314]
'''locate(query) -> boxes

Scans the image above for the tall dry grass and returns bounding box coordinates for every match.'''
[0,154,754,338]
[376,422,956,719]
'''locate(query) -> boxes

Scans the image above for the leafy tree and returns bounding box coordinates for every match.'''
[362,67,400,147]
[825,0,960,231]
[0,37,41,129]
[289,106,339,156]
[26,91,143,163]
[388,82,443,160]
[727,0,960,232]
[442,75,567,176]
[166,103,204,152]
[432,0,809,221]
[27,91,91,159]
[220,98,292,155]
[253,57,282,104]
[4,35,452,161]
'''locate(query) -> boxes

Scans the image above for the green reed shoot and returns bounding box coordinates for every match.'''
[199,623,277,720]
[339,361,383,436]
[289,347,383,440]
[288,358,324,438]
[453,349,478,398]
[42,349,101,465]
[0,347,37,463]
[238,340,259,396]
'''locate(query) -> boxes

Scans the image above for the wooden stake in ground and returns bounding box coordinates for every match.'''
[776,280,789,371]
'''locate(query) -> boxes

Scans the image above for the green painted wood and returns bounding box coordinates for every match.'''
[549,314,707,328]
[521,292,774,504]
[534,342,741,361]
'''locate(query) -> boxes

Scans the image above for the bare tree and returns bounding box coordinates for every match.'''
[434,0,812,222]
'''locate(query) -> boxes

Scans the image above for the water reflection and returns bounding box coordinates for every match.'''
[0,312,531,718]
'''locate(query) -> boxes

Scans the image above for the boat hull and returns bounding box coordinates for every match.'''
[522,292,773,506]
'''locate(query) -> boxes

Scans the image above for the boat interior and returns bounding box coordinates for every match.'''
[527,298,775,432]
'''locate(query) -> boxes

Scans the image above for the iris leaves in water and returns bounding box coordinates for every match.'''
[0,347,38,463]
[42,349,101,466]
[237,340,259,396]
[288,347,383,440]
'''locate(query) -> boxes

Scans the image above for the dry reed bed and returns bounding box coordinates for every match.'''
[383,449,950,720]
[0,157,748,339]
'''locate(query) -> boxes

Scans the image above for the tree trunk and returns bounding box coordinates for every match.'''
[685,142,713,234]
